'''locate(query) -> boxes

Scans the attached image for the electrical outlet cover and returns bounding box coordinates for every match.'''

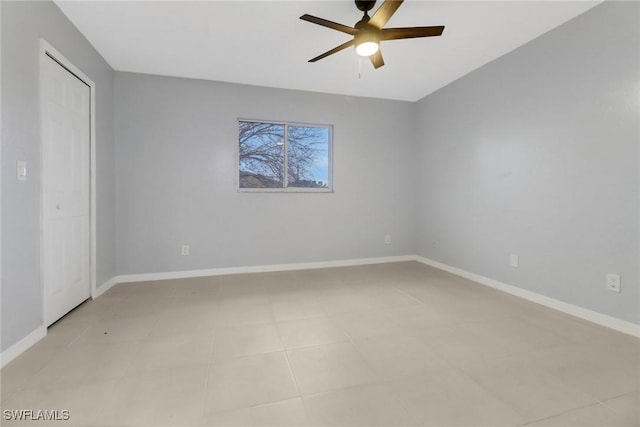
[510,254,519,268]
[606,274,621,293]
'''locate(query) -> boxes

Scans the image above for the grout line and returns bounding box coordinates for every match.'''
[392,286,426,305]
[200,328,217,419]
[209,396,303,414]
[599,390,640,404]
[520,401,608,426]
[66,326,91,347]
[282,348,303,398]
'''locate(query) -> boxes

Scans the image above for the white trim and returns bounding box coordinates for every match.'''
[93,276,120,298]
[38,39,97,324]
[0,326,46,368]
[415,256,640,338]
[112,255,415,284]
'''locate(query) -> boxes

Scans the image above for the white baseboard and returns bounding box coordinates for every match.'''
[415,256,640,338]
[2,275,118,368]
[113,255,416,284]
[92,276,120,298]
[0,326,46,368]
[3,254,637,369]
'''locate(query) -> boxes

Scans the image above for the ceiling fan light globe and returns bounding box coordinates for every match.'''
[356,41,379,56]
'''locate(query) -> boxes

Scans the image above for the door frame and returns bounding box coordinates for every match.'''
[39,39,97,327]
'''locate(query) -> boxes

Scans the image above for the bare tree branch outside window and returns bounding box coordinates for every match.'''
[239,121,331,190]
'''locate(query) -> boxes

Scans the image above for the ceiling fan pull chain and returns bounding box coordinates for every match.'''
[358,55,362,79]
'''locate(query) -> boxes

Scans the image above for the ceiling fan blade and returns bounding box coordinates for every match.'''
[300,14,357,35]
[368,0,404,29]
[381,26,445,40]
[369,50,385,69]
[309,39,355,62]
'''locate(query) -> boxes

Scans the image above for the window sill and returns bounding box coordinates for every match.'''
[238,188,334,194]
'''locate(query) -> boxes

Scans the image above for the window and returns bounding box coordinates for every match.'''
[238,120,333,191]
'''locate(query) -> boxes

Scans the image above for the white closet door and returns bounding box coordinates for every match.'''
[42,55,91,326]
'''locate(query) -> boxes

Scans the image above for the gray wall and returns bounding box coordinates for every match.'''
[415,1,640,324]
[1,0,115,352]
[2,0,637,356]
[114,73,418,274]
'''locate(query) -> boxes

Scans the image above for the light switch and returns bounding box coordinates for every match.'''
[17,161,27,181]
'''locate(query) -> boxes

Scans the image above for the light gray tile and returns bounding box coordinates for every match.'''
[463,317,566,356]
[459,358,598,423]
[0,346,61,396]
[101,364,208,426]
[277,317,348,349]
[287,342,379,395]
[271,298,326,322]
[149,306,217,337]
[383,304,449,331]
[212,323,284,359]
[1,378,117,427]
[199,398,311,426]
[353,334,448,380]
[71,315,157,345]
[204,352,298,414]
[414,324,514,366]
[525,402,636,427]
[216,302,275,327]
[332,309,410,341]
[303,383,418,426]
[602,392,640,427]
[388,368,524,427]
[30,342,140,387]
[514,344,640,401]
[127,330,214,373]
[318,289,379,315]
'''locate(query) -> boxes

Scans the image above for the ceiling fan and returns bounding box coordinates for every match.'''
[300,0,444,69]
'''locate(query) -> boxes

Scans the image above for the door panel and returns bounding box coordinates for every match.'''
[42,55,91,326]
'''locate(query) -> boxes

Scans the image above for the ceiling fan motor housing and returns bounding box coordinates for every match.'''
[354,25,380,45]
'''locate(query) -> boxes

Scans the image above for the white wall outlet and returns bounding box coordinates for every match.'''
[16,161,27,181]
[510,254,519,268]
[384,234,392,245]
[606,274,621,293]
[181,245,190,256]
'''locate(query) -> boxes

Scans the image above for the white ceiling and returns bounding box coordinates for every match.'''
[54,0,601,102]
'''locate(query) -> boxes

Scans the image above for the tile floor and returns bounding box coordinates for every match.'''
[1,261,638,426]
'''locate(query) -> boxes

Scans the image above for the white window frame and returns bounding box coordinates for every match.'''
[238,118,334,193]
